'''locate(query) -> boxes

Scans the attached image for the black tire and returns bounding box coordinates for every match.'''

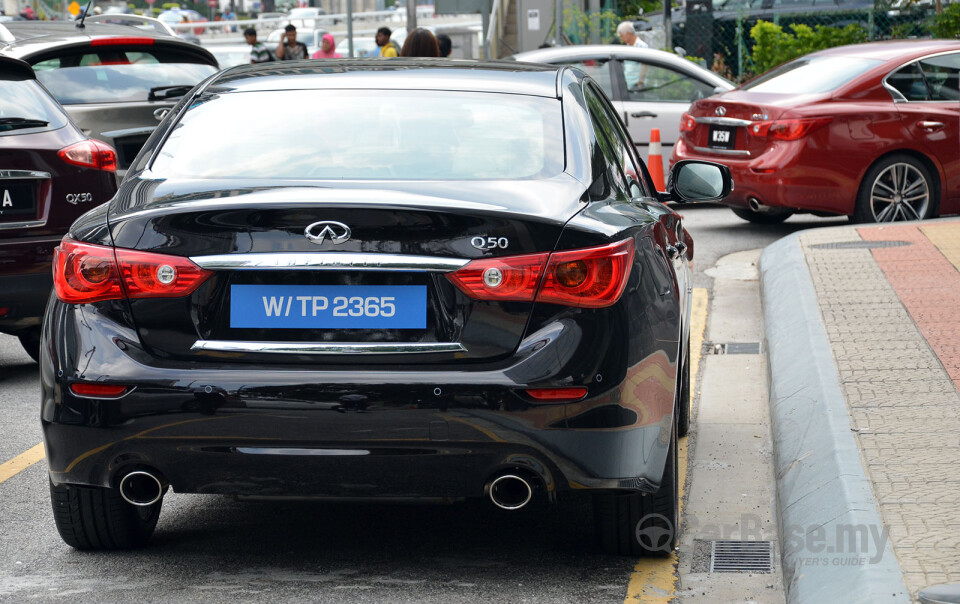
[49,480,162,550]
[677,340,691,438]
[594,422,679,557]
[17,327,41,364]
[853,154,936,223]
[730,206,793,224]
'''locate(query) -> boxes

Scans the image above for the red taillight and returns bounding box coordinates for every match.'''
[53,240,124,303]
[115,248,213,299]
[748,117,833,141]
[538,239,634,308]
[69,383,129,397]
[680,112,697,132]
[525,387,588,401]
[447,239,635,309]
[53,238,213,304]
[90,37,155,46]
[446,252,548,302]
[58,140,118,172]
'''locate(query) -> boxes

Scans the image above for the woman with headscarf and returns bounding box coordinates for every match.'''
[399,28,439,58]
[311,33,342,59]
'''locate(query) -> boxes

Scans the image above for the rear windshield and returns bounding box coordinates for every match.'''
[741,56,882,94]
[149,89,565,180]
[32,47,217,104]
[0,77,68,133]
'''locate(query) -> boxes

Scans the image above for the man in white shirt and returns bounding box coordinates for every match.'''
[617,21,649,92]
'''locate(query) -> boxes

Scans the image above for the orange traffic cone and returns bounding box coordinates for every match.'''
[648,128,666,192]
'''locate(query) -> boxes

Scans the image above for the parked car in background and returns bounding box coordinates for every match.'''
[287,6,326,29]
[157,8,208,36]
[513,45,734,181]
[40,59,732,555]
[0,21,219,174]
[336,36,377,57]
[207,42,257,67]
[0,56,117,361]
[672,40,960,223]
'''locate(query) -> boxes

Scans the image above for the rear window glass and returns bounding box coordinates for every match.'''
[741,56,882,94]
[0,78,68,133]
[149,89,565,181]
[32,48,216,104]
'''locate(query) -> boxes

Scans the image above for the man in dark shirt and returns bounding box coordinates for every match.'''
[276,25,309,60]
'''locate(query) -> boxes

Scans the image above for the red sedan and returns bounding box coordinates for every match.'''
[671,40,960,223]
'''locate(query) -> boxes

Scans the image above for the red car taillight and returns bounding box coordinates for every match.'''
[749,117,833,141]
[58,140,118,172]
[447,239,635,309]
[53,238,213,304]
[680,112,697,132]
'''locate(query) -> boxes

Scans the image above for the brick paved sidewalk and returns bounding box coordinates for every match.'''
[799,219,960,598]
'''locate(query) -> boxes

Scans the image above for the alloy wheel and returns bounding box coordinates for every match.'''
[870,162,930,222]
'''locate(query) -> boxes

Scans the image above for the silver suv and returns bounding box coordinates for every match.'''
[0,20,218,173]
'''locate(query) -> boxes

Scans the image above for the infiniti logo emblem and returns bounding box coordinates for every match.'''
[305,221,351,245]
[715,106,727,117]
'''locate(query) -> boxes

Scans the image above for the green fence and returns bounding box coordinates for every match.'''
[675,3,939,81]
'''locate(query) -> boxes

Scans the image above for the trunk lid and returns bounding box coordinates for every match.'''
[108,176,587,364]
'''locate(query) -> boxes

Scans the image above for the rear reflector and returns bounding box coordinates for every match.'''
[53,238,213,304]
[90,37,155,46]
[525,388,588,401]
[70,383,129,397]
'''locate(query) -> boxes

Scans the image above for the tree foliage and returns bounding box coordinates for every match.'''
[931,2,960,38]
[749,20,868,75]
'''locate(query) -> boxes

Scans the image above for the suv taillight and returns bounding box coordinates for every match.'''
[58,140,118,172]
[447,239,635,309]
[53,238,213,304]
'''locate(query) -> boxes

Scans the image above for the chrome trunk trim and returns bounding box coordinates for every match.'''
[0,170,51,180]
[191,340,467,355]
[692,146,752,157]
[190,252,469,272]
[695,117,752,126]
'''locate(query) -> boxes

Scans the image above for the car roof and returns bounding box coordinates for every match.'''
[513,44,735,89]
[0,21,216,63]
[813,39,960,62]
[211,59,571,98]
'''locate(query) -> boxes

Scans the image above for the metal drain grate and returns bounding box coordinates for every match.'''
[811,240,912,250]
[709,540,774,573]
[702,342,762,355]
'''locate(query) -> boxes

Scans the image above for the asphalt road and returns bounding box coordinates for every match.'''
[0,204,847,602]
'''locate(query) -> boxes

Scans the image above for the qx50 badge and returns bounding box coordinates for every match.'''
[305,221,351,245]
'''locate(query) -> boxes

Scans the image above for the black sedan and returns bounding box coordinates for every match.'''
[41,60,731,556]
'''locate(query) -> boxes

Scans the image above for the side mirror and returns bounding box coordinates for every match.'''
[663,160,733,203]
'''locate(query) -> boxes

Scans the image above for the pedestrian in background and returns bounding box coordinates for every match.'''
[311,33,342,59]
[616,21,648,48]
[276,24,309,60]
[437,33,452,57]
[373,27,399,58]
[244,27,273,63]
[400,28,439,58]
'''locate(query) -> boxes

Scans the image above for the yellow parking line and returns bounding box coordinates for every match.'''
[624,287,708,603]
[0,443,45,485]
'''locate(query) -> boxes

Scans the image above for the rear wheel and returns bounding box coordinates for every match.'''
[854,154,935,223]
[49,480,162,550]
[594,422,679,556]
[17,327,41,364]
[730,206,793,224]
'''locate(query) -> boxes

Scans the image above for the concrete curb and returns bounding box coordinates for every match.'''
[759,232,909,604]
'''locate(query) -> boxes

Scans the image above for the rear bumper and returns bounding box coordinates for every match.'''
[41,300,677,500]
[670,139,857,216]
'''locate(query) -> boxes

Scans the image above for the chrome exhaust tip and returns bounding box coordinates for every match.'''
[748,197,765,213]
[487,474,533,510]
[118,470,163,506]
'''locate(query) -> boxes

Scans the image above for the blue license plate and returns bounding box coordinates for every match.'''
[230,285,427,329]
